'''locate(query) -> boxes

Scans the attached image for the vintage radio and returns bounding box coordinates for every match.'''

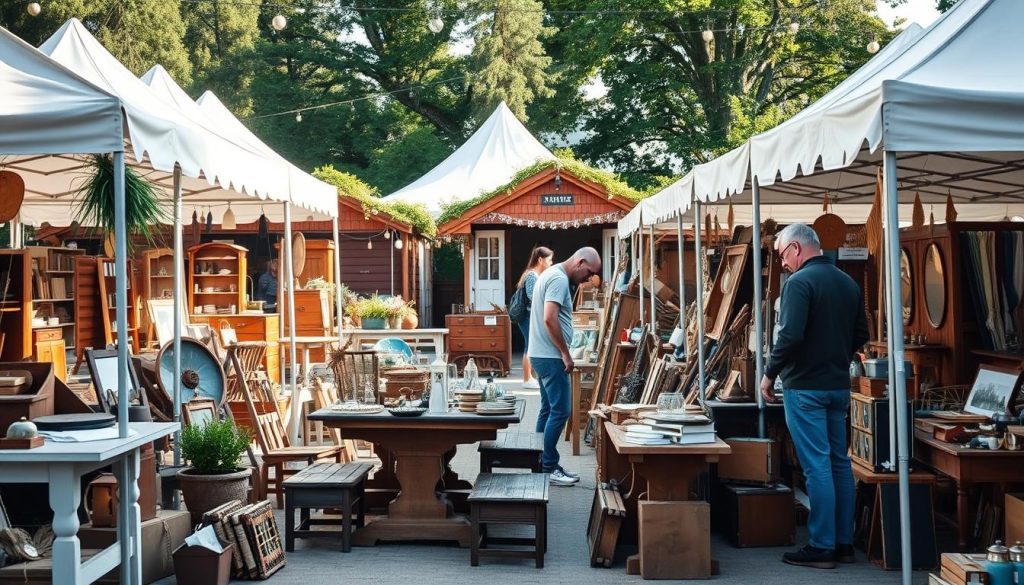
[849,394,913,472]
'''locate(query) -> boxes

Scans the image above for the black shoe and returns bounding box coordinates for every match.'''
[836,544,855,564]
[782,545,837,569]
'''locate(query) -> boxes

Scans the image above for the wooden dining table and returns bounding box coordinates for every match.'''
[307,400,525,546]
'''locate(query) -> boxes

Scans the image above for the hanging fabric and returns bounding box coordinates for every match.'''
[727,200,734,235]
[945,191,958,222]
[912,193,925,228]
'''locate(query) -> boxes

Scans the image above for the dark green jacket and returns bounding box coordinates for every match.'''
[765,256,869,390]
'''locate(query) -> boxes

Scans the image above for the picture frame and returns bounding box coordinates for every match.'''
[704,245,750,341]
[147,298,189,348]
[182,398,218,427]
[86,348,144,413]
[964,365,1023,417]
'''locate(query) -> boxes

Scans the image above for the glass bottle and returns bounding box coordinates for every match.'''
[463,358,479,391]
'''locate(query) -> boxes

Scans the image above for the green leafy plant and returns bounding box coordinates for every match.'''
[303,276,331,290]
[75,154,168,249]
[345,294,393,321]
[313,165,437,237]
[180,419,252,474]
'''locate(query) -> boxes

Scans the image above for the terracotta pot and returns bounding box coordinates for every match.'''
[177,467,251,526]
[401,312,419,329]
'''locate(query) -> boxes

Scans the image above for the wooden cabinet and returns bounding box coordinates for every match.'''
[0,250,32,361]
[276,239,335,286]
[187,242,247,317]
[445,313,511,375]
[281,289,331,361]
[141,248,175,350]
[28,246,85,358]
[193,313,280,383]
[33,327,66,382]
[96,257,141,352]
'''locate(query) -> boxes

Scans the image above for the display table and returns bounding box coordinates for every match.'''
[343,328,448,357]
[0,422,179,584]
[279,335,341,383]
[914,427,1024,550]
[604,422,731,578]
[308,401,523,546]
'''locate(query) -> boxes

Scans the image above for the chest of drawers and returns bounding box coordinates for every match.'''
[445,313,511,376]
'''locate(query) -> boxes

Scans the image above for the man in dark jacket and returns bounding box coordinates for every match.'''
[759,223,869,569]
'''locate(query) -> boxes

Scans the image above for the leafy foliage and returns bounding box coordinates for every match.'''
[75,155,168,250]
[312,165,436,236]
[180,419,252,474]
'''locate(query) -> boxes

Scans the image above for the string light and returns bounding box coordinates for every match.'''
[27,3,41,16]
[428,16,444,34]
[367,240,373,250]
[867,40,880,54]
[788,21,799,34]
[271,14,287,31]
[702,29,714,42]
[394,237,404,250]
[295,112,302,122]
[383,229,391,239]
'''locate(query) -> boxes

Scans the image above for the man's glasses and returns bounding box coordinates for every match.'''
[780,241,798,258]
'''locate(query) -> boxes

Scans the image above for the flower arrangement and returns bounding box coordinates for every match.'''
[346,294,393,321]
[303,276,331,290]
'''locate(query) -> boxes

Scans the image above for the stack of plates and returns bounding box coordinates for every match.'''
[203,304,216,313]
[476,402,515,416]
[455,390,483,412]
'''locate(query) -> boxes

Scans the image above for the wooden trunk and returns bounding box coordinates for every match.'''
[720,484,794,548]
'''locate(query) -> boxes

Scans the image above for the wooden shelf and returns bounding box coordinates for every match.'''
[195,292,236,295]
[33,322,75,329]
[194,273,238,276]
[188,242,246,318]
[33,298,75,303]
[195,256,239,261]
[46,270,74,275]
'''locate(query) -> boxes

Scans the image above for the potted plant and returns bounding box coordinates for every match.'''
[347,294,391,329]
[76,154,167,251]
[384,296,408,329]
[399,299,419,330]
[176,419,253,526]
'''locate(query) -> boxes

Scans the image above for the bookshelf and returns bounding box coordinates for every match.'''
[141,248,176,349]
[187,242,247,317]
[27,246,86,353]
[96,257,141,352]
[72,256,100,373]
[0,250,32,361]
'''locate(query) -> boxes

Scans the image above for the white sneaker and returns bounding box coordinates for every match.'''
[548,468,579,486]
[557,466,580,480]
[523,378,540,389]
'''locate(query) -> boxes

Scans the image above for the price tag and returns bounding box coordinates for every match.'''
[838,247,869,260]
[484,315,497,326]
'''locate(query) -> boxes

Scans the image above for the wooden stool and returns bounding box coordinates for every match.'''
[478,433,543,473]
[469,473,549,568]
[283,462,373,552]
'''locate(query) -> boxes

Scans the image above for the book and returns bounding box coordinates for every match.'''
[670,432,717,445]
[641,418,715,435]
[644,412,712,425]
[624,436,672,446]
[625,429,670,440]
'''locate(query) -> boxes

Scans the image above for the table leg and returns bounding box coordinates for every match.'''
[117,448,143,585]
[631,456,709,501]
[49,465,82,584]
[957,482,971,551]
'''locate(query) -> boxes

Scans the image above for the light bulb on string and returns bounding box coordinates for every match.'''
[384,230,391,240]
[295,112,302,122]
[867,40,880,54]
[788,21,799,34]
[428,16,444,34]
[367,240,373,250]
[272,14,287,31]
[702,29,714,42]
[394,237,404,250]
[27,3,41,16]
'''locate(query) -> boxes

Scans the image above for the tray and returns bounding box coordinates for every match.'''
[33,413,116,431]
[387,407,428,417]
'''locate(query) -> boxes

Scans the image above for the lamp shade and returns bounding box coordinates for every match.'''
[221,206,236,230]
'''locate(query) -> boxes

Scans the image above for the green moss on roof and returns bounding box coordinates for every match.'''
[437,152,643,226]
[313,165,436,237]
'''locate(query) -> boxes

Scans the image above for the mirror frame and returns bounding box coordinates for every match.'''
[900,247,914,326]
[923,242,947,329]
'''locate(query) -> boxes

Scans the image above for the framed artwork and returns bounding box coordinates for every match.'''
[147,298,189,348]
[704,245,749,341]
[86,348,144,413]
[182,398,218,427]
[964,365,1023,417]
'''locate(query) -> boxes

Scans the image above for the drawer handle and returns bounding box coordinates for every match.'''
[456,342,465,349]
[489,342,496,348]
[234,322,247,328]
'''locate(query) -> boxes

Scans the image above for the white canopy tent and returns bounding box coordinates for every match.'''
[0,24,157,584]
[382,101,556,214]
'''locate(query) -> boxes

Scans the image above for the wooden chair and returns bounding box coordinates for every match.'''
[242,367,344,508]
[329,350,380,404]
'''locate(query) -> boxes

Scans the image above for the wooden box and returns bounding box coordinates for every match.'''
[939,553,988,585]
[587,482,626,568]
[857,376,888,398]
[717,438,779,486]
[173,543,235,585]
[0,362,54,433]
[77,509,191,584]
[1006,492,1024,545]
[720,484,794,547]
[638,501,710,580]
[850,394,913,472]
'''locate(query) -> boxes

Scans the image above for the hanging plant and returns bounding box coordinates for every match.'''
[75,154,167,249]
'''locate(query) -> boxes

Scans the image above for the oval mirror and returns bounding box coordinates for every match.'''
[923,243,946,328]
[900,248,913,325]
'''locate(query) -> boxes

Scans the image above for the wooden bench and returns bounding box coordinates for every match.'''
[283,462,373,552]
[468,473,549,568]
[478,432,543,473]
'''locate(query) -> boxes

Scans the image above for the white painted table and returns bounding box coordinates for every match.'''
[344,328,448,357]
[0,422,179,584]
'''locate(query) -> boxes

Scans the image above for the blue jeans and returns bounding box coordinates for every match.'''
[517,317,530,354]
[783,389,855,550]
[531,357,570,472]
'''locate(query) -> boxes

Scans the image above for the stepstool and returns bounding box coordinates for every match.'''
[469,472,549,568]
[283,462,373,552]
[478,432,543,472]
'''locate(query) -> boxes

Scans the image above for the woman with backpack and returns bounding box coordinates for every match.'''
[514,246,553,388]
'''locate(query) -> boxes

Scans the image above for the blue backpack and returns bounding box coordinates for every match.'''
[508,285,530,324]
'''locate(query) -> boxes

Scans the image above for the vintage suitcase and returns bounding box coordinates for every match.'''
[850,394,913,472]
[717,437,779,486]
[587,482,626,568]
[721,484,795,547]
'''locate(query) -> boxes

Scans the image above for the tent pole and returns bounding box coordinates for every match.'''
[676,215,687,360]
[283,203,302,445]
[638,230,645,329]
[332,215,344,345]
[390,230,395,296]
[648,224,657,339]
[172,166,183,471]
[883,150,913,585]
[693,201,707,406]
[751,179,766,438]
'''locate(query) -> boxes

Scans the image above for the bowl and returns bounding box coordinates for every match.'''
[387,407,428,417]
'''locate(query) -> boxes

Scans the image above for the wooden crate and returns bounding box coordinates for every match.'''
[639,501,710,579]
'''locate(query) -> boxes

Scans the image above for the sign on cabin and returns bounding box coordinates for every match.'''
[540,194,575,206]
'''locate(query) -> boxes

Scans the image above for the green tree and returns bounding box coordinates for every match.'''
[469,0,556,122]
[181,0,259,95]
[546,0,892,188]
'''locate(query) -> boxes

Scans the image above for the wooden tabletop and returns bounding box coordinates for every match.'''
[851,460,936,484]
[344,328,449,334]
[604,422,731,456]
[308,399,525,429]
[279,336,341,344]
[915,428,1024,458]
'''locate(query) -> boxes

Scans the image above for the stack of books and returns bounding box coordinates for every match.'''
[623,412,716,445]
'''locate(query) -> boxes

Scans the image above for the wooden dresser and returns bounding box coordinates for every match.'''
[193,313,280,383]
[445,313,512,376]
[33,327,66,382]
[281,289,331,362]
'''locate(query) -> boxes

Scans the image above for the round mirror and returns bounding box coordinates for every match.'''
[923,243,946,328]
[900,248,913,325]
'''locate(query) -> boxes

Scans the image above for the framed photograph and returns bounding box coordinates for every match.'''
[182,398,218,427]
[86,348,144,413]
[147,298,189,348]
[964,365,1023,417]
[160,288,172,298]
